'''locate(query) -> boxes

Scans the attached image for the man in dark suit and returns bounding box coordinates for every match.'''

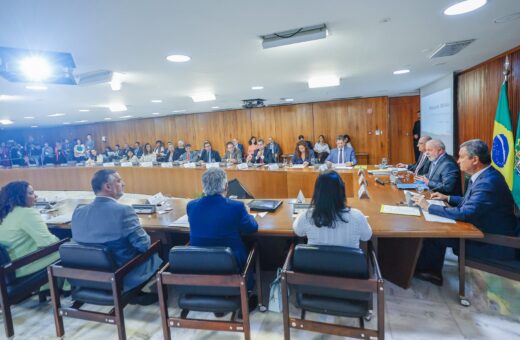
[134,141,143,157]
[297,135,313,151]
[232,138,244,156]
[412,111,421,162]
[71,170,162,300]
[413,139,518,285]
[172,140,186,161]
[200,141,221,163]
[266,137,281,163]
[397,135,432,176]
[249,139,274,164]
[415,139,461,196]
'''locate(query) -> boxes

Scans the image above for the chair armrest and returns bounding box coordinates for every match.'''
[3,238,69,272]
[469,233,520,249]
[282,243,295,272]
[114,241,161,279]
[241,243,258,278]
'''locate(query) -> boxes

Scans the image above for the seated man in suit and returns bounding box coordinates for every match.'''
[232,138,244,156]
[413,139,518,285]
[325,135,357,166]
[71,169,162,302]
[266,137,281,163]
[396,135,432,175]
[178,143,199,162]
[247,139,274,164]
[199,141,221,163]
[223,141,243,164]
[172,140,186,161]
[187,168,258,293]
[134,141,143,158]
[415,139,461,195]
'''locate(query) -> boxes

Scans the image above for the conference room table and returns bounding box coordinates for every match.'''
[25,164,483,297]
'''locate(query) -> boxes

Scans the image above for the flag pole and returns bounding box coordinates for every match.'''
[503,55,510,83]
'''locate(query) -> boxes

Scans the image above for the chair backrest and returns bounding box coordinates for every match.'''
[0,244,16,285]
[292,244,370,300]
[169,246,240,296]
[59,242,117,290]
[227,179,254,199]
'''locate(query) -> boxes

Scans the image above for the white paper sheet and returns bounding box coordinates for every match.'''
[422,211,455,223]
[380,205,421,216]
[43,213,73,224]
[291,164,305,169]
[169,214,190,228]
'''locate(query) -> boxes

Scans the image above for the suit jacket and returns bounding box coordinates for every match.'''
[251,148,274,164]
[71,196,161,291]
[266,142,281,159]
[200,149,221,163]
[172,147,186,161]
[178,150,199,162]
[134,147,143,157]
[223,149,243,163]
[426,153,461,195]
[187,194,258,270]
[291,149,315,164]
[429,166,518,260]
[236,143,244,155]
[408,152,431,175]
[325,147,357,165]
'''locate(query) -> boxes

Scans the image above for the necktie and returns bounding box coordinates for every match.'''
[414,154,426,175]
[187,152,190,161]
[209,152,212,163]
[339,148,343,163]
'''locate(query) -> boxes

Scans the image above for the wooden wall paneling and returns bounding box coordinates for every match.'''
[275,104,314,156]
[389,96,420,164]
[345,99,370,156]
[312,100,344,147]
[250,106,281,151]
[509,49,520,131]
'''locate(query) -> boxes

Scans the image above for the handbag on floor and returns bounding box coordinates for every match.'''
[268,268,287,312]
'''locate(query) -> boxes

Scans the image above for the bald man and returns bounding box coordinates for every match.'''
[397,135,432,175]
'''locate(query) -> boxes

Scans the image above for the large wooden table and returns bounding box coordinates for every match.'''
[36,166,482,291]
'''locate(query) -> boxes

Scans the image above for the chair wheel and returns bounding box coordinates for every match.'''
[259,305,267,312]
[460,298,471,307]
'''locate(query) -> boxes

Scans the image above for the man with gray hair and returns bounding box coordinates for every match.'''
[397,135,432,175]
[187,168,258,271]
[415,139,461,195]
[412,139,518,286]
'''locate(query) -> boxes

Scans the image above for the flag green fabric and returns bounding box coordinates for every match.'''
[491,82,514,189]
[513,113,520,208]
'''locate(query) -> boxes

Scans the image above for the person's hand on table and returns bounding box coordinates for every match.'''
[415,175,429,185]
[430,192,448,202]
[412,195,429,210]
[396,163,407,168]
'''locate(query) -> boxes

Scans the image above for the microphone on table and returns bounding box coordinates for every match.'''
[375,177,386,185]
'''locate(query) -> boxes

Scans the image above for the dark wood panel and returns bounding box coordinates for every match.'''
[389,96,420,164]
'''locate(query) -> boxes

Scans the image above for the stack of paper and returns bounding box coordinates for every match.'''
[44,213,73,224]
[169,214,190,228]
[380,205,421,216]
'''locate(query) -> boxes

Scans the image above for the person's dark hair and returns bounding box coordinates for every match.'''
[0,181,30,224]
[460,139,491,165]
[343,134,351,143]
[310,171,349,228]
[226,141,234,147]
[127,150,134,157]
[143,143,152,155]
[318,134,325,141]
[248,136,257,145]
[91,169,116,193]
[294,141,309,160]
[298,135,304,140]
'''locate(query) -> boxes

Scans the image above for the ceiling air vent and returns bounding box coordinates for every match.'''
[430,39,475,59]
[242,98,266,109]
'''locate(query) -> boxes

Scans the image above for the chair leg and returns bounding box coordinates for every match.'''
[157,275,171,340]
[111,279,126,340]
[377,281,385,340]
[48,267,64,337]
[240,278,251,340]
[281,272,290,340]
[0,298,14,338]
[255,248,266,312]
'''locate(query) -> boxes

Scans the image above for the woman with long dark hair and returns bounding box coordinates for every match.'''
[292,171,372,247]
[247,136,258,157]
[0,181,61,277]
[291,141,315,165]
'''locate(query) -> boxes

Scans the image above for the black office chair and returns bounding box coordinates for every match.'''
[281,243,384,340]
[227,179,255,199]
[48,241,161,340]
[157,245,263,340]
[0,239,68,338]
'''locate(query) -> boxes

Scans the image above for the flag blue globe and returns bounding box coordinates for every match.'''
[492,134,509,168]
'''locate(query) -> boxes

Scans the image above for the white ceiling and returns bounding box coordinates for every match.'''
[1,0,520,128]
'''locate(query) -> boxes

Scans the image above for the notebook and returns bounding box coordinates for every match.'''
[247,200,283,212]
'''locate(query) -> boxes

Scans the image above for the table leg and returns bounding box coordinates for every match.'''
[377,238,423,289]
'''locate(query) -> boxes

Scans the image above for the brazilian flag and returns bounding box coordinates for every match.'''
[513,114,520,208]
[491,82,514,189]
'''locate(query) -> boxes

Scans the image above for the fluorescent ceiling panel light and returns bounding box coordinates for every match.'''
[108,104,127,112]
[152,112,160,115]
[48,113,65,117]
[444,0,487,15]
[31,125,38,128]
[251,86,264,90]
[104,117,112,120]
[0,95,19,101]
[0,119,14,125]
[151,99,162,103]
[26,84,47,90]
[75,120,88,123]
[211,106,220,109]
[393,69,410,75]
[79,109,90,112]
[63,122,71,125]
[120,115,133,119]
[110,72,123,91]
[262,24,327,49]
[191,93,216,102]
[166,54,191,62]
[19,56,52,81]
[308,75,340,88]
[24,116,35,119]
[172,109,186,113]
[284,98,294,102]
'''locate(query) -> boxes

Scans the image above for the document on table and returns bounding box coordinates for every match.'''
[291,164,305,169]
[333,165,353,170]
[44,213,73,224]
[169,214,190,228]
[422,200,455,223]
[380,205,421,216]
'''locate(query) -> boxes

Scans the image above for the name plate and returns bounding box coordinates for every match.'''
[358,183,369,199]
[120,162,133,167]
[140,161,154,168]
[357,168,365,176]
[237,163,249,170]
[183,162,197,168]
[59,163,69,167]
[103,162,116,167]
[358,174,367,185]
[205,162,219,168]
[160,162,173,168]
[268,163,279,170]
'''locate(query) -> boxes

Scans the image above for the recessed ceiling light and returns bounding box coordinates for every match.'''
[24,116,35,119]
[108,104,127,112]
[284,98,294,102]
[151,99,162,103]
[152,112,160,115]
[0,95,19,101]
[191,93,216,102]
[172,109,186,113]
[104,117,112,120]
[63,122,71,125]
[120,115,133,119]
[393,69,410,75]
[308,75,340,88]
[211,106,220,109]
[26,84,47,90]
[20,56,52,81]
[251,86,264,90]
[0,119,14,125]
[166,54,191,63]
[75,120,88,123]
[48,113,65,117]
[31,125,38,128]
[110,72,123,91]
[444,0,487,16]
[79,109,90,112]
